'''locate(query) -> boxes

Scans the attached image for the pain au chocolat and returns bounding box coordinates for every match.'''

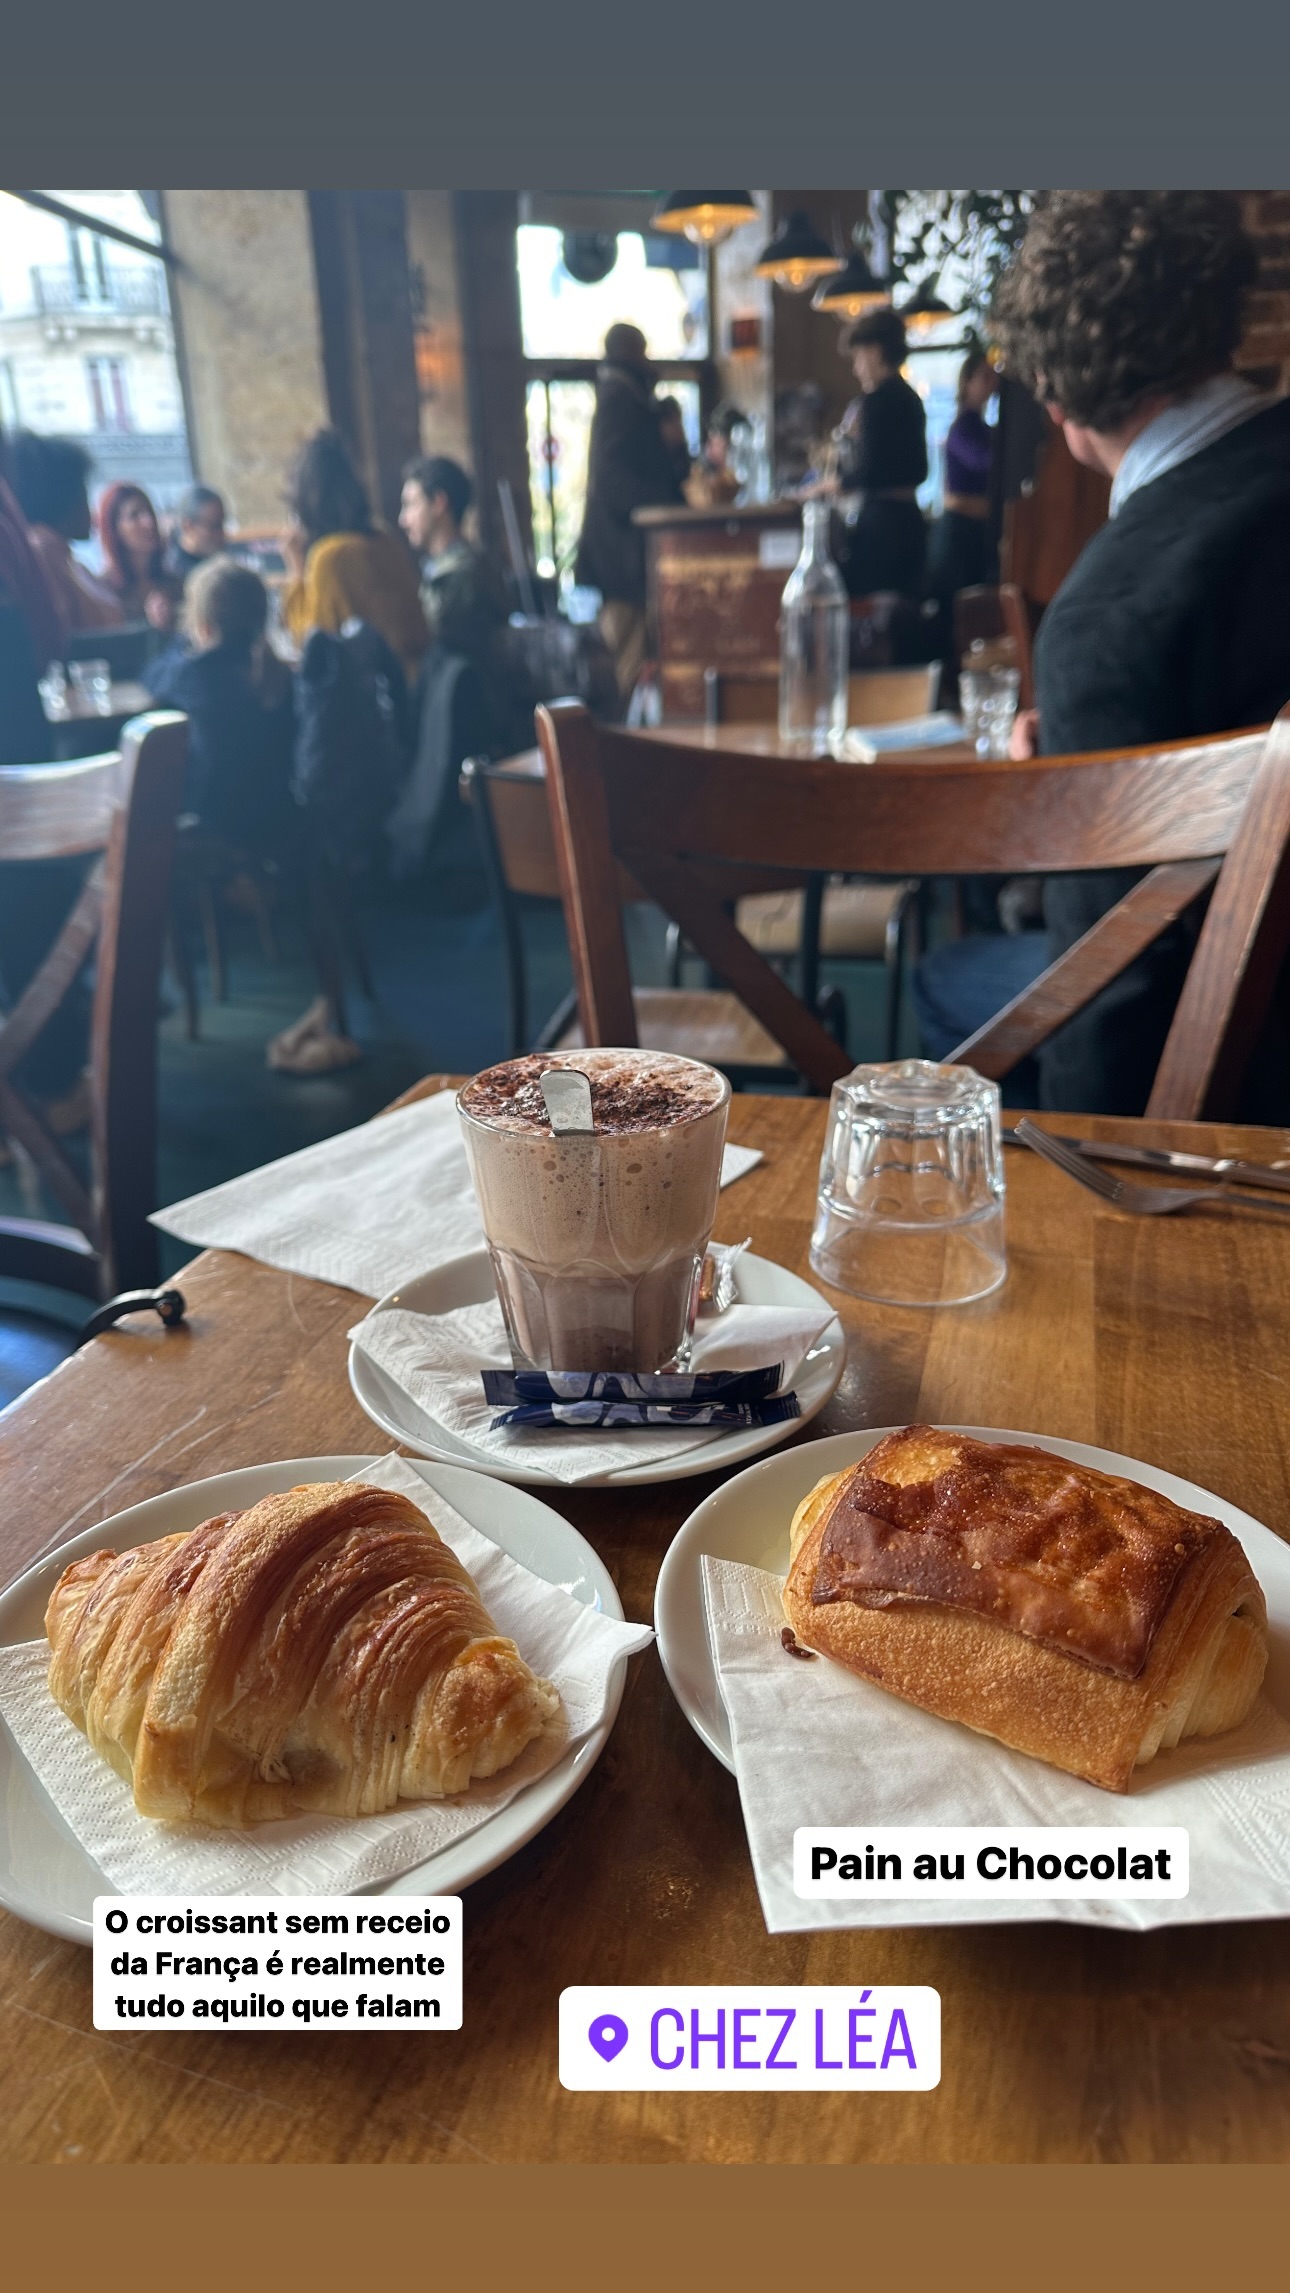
[45,1481,561,1825]
[781,1428,1268,1791]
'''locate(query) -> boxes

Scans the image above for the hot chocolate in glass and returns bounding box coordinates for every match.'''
[457,1050,730,1371]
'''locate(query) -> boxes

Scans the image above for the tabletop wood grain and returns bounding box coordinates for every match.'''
[2,1083,1289,2164]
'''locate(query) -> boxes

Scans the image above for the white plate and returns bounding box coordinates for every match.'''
[347,1248,845,1487]
[0,1455,625,1945]
[655,1424,1290,1772]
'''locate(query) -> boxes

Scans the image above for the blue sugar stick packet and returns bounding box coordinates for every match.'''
[481,1366,785,1406]
[488,1395,802,1431]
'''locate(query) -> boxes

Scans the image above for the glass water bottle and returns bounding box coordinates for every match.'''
[778,500,849,752]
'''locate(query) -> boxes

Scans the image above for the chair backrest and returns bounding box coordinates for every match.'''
[999,582,1037,711]
[953,586,1005,658]
[536,699,1290,1119]
[705,664,941,731]
[0,712,187,1297]
[462,750,563,900]
[63,622,151,680]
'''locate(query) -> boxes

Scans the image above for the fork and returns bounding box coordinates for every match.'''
[1014,1118,1290,1220]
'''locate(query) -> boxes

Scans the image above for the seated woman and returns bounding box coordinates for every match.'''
[146,556,295,855]
[5,432,124,636]
[281,429,427,684]
[97,480,183,635]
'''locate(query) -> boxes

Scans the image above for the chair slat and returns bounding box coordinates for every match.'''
[537,700,1290,1120]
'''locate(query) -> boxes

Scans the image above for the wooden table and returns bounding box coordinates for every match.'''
[3,1086,1289,2164]
[642,721,979,766]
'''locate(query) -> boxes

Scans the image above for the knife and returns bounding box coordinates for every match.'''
[1002,1126,1290,1194]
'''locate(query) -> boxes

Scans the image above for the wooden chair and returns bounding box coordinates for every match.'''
[0,713,187,1299]
[536,700,1290,1119]
[459,750,791,1083]
[703,665,940,729]
[704,666,925,1059]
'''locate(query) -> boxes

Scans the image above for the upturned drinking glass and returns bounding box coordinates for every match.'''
[810,1058,1006,1307]
[960,665,1021,760]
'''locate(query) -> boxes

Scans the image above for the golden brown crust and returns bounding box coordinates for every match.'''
[810,1426,1224,1676]
[782,1433,1268,1791]
[46,1482,562,1825]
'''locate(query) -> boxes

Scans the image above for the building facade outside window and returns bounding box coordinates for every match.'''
[0,190,191,513]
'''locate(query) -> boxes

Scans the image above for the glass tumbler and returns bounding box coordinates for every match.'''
[809,1059,1006,1307]
[960,664,1021,759]
[69,658,112,714]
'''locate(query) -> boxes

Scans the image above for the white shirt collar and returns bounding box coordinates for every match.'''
[1109,373,1271,515]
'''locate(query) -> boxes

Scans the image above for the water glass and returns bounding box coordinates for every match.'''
[809,1058,1006,1307]
[38,662,68,717]
[69,659,112,714]
[960,665,1021,759]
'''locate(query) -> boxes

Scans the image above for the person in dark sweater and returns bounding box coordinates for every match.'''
[574,322,685,699]
[836,305,928,598]
[918,192,1290,1115]
[146,555,295,855]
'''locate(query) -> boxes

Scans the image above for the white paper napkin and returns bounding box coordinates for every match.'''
[0,1456,652,1899]
[349,1297,836,1486]
[152,1090,764,1298]
[702,1553,1290,1933]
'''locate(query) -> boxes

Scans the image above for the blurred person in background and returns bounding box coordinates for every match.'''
[0,456,91,1128]
[282,428,426,684]
[684,401,746,506]
[146,556,295,855]
[98,480,183,633]
[5,433,123,635]
[398,454,506,671]
[575,322,685,700]
[656,396,693,491]
[163,483,228,587]
[926,351,998,610]
[835,305,928,598]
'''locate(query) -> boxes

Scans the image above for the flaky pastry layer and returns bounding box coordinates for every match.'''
[46,1481,562,1825]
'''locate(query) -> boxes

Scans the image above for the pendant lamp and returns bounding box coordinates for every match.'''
[895,277,957,335]
[811,243,889,318]
[651,192,759,246]
[753,210,836,293]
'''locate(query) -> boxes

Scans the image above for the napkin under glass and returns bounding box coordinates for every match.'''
[152,1089,764,1298]
[0,1455,652,1901]
[703,1552,1290,1933]
[349,1297,836,1485]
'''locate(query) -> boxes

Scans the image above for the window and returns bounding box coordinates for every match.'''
[86,354,133,433]
[516,224,711,584]
[0,359,18,429]
[69,225,110,303]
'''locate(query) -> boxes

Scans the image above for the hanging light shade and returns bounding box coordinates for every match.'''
[895,277,957,335]
[811,243,889,318]
[753,209,836,293]
[651,191,759,246]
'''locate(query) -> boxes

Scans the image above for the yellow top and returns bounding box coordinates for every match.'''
[283,528,428,682]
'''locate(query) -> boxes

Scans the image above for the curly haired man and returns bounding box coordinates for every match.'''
[927,193,1290,1115]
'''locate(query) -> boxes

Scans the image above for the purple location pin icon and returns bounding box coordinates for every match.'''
[588,2013,629,2062]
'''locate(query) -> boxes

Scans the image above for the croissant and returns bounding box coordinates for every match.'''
[45,1481,562,1825]
[781,1427,1268,1792]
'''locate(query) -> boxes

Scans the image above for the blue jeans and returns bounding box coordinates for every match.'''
[913,931,1052,1108]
